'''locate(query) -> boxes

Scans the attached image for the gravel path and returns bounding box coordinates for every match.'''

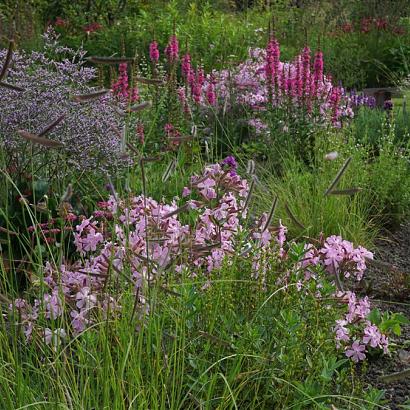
[359,222,410,409]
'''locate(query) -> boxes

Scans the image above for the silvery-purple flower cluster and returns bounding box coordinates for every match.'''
[0,28,124,175]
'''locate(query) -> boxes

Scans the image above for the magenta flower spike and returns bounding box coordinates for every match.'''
[181,53,191,78]
[301,46,311,99]
[313,50,324,97]
[112,63,129,100]
[165,34,179,63]
[149,41,160,63]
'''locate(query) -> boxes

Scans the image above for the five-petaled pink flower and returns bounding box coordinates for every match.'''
[345,341,366,362]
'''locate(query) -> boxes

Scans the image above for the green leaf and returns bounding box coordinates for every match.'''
[368,308,382,325]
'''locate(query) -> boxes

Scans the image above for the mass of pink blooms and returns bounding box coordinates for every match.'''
[158,35,375,129]
[338,17,406,36]
[334,291,389,362]
[9,159,387,360]
[201,40,362,127]
[111,63,139,103]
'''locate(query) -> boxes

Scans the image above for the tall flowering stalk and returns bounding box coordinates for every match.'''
[149,41,160,63]
[301,46,311,100]
[112,63,139,103]
[192,67,205,104]
[206,75,216,106]
[181,53,192,78]
[330,86,342,126]
[264,36,279,104]
[312,50,324,98]
[165,34,179,64]
[295,55,303,100]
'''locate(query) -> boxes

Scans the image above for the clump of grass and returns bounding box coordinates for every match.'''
[256,155,378,248]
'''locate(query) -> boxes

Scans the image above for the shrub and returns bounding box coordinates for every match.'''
[0,29,125,179]
[7,159,388,364]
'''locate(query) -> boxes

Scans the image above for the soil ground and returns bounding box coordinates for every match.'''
[359,222,410,409]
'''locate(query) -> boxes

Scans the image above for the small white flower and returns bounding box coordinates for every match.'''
[324,151,338,161]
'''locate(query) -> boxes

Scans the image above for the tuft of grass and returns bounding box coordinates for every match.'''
[256,156,378,248]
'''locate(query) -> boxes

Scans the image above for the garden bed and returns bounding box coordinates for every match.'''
[361,222,410,408]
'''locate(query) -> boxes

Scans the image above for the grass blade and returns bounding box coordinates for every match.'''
[262,195,278,232]
[0,40,14,81]
[38,115,65,137]
[324,157,352,196]
[17,130,64,148]
[72,90,110,102]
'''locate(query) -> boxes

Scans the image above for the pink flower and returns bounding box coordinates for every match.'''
[130,87,139,103]
[206,76,217,105]
[360,18,372,34]
[54,17,67,28]
[83,22,102,34]
[112,63,130,100]
[362,323,382,348]
[83,230,104,253]
[312,50,323,97]
[149,41,160,63]
[330,86,342,125]
[44,328,66,348]
[197,177,217,200]
[301,46,311,98]
[345,341,366,362]
[165,34,179,63]
[70,310,89,334]
[76,287,97,310]
[265,37,280,86]
[380,335,389,354]
[43,293,63,319]
[335,319,350,346]
[181,53,191,77]
[182,187,191,197]
[341,22,353,33]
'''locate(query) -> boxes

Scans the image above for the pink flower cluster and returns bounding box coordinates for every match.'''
[334,291,388,362]
[338,18,406,36]
[149,41,160,63]
[83,22,102,35]
[288,235,373,288]
[8,161,385,364]
[8,160,253,340]
[319,235,373,281]
[165,35,179,63]
[112,63,139,103]
[200,40,372,128]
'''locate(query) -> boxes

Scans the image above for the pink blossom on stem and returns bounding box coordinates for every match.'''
[345,341,366,362]
[149,41,160,63]
[181,53,191,77]
[165,34,179,63]
[330,86,342,125]
[362,323,382,348]
[312,50,323,97]
[301,46,311,99]
[206,76,216,105]
[112,63,129,100]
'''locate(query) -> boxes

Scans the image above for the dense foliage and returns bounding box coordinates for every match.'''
[0,2,409,408]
